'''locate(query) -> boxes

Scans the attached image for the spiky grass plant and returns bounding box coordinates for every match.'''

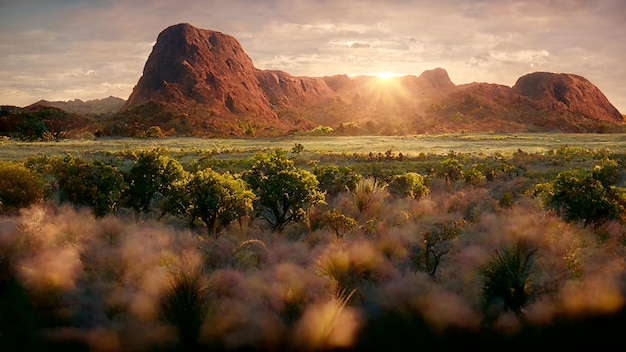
[159,271,208,349]
[317,248,356,297]
[352,178,387,214]
[481,239,537,316]
[292,288,358,351]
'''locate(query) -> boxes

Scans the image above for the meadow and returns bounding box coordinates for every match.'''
[1,133,626,351]
[3,133,626,161]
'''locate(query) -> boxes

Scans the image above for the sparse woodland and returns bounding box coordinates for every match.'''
[2,142,626,351]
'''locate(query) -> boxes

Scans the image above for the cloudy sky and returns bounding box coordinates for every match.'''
[1,0,624,112]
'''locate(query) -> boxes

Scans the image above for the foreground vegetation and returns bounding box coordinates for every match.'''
[2,136,626,351]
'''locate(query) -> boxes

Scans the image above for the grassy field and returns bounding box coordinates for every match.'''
[2,133,626,161]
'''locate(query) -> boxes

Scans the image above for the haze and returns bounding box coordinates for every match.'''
[0,0,624,112]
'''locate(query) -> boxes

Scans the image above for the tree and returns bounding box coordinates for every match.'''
[435,158,464,191]
[54,157,126,217]
[0,161,44,213]
[324,209,358,239]
[313,164,362,196]
[170,169,256,236]
[244,150,324,232]
[124,148,185,217]
[545,168,625,226]
[462,165,486,188]
[388,172,430,199]
[418,222,461,277]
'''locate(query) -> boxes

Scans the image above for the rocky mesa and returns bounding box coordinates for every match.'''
[114,23,624,137]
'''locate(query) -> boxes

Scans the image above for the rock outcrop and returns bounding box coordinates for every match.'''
[117,23,623,136]
[513,72,623,123]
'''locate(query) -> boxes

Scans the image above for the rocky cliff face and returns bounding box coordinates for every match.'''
[513,72,623,123]
[118,23,623,137]
[122,23,272,118]
[120,23,336,136]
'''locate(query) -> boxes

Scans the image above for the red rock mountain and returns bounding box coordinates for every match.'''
[512,72,623,124]
[117,23,624,136]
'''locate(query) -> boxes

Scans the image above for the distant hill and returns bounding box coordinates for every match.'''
[28,96,125,115]
[101,23,626,136]
[0,104,94,140]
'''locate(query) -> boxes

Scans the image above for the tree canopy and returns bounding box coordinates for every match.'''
[244,149,324,232]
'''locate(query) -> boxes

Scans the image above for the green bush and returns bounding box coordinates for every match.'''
[313,164,362,195]
[388,172,430,199]
[54,156,126,217]
[0,161,44,213]
[545,168,626,226]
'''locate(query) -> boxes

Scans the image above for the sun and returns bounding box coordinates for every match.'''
[375,72,397,80]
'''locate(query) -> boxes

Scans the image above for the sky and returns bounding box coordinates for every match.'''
[0,0,624,112]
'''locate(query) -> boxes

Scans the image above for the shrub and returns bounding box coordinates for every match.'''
[388,172,430,199]
[310,125,334,135]
[481,239,537,315]
[313,164,362,195]
[159,271,208,349]
[54,157,126,217]
[142,125,164,138]
[544,168,626,226]
[0,161,44,213]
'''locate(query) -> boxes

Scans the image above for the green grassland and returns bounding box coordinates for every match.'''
[3,133,626,161]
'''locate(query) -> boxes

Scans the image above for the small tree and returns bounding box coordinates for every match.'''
[291,142,304,154]
[124,148,185,217]
[388,172,430,199]
[325,209,358,239]
[54,157,126,217]
[463,165,486,188]
[313,164,362,196]
[244,150,324,232]
[545,168,625,226]
[174,169,256,236]
[418,222,461,277]
[436,158,464,191]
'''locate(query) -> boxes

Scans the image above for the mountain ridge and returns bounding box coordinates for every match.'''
[25,23,626,137]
